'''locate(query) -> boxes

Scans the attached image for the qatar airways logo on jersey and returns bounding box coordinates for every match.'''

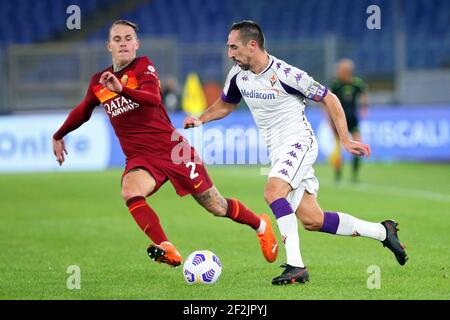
[103,96,140,118]
[240,89,278,100]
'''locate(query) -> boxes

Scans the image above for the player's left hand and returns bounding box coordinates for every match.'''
[342,139,371,157]
[52,138,68,166]
[99,71,122,93]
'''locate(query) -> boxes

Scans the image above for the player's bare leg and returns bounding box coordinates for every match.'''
[122,168,182,267]
[192,186,278,263]
[296,192,408,265]
[264,178,309,285]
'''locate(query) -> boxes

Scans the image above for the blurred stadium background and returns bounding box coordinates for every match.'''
[1,0,450,300]
[0,0,449,171]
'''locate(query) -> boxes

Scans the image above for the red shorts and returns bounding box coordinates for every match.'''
[122,152,214,197]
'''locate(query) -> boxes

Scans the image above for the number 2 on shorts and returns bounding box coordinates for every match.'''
[186,161,199,179]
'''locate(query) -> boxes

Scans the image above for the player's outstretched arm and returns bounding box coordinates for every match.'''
[52,78,99,165]
[184,98,238,129]
[322,91,371,157]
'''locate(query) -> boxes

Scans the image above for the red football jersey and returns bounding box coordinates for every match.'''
[54,56,185,161]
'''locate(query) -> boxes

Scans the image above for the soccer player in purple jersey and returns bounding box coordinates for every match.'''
[185,20,407,285]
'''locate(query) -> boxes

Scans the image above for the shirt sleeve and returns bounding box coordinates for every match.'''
[277,62,328,102]
[221,65,242,104]
[53,77,99,140]
[120,56,162,107]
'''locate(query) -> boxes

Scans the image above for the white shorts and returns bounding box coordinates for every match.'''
[268,138,319,212]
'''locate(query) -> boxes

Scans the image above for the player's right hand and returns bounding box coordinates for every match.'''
[52,138,68,166]
[342,139,371,157]
[183,116,202,129]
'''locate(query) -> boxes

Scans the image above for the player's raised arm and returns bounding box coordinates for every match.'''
[321,91,371,157]
[184,98,238,128]
[119,58,163,107]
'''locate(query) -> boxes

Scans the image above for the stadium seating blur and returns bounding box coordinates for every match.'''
[1,0,449,72]
[0,0,122,43]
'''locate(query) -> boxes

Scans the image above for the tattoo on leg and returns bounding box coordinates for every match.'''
[193,187,227,215]
[218,196,227,212]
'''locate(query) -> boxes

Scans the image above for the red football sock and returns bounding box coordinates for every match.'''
[225,198,261,230]
[126,196,168,245]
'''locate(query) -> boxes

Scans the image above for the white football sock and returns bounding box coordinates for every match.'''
[336,212,386,241]
[277,214,304,268]
[256,218,266,234]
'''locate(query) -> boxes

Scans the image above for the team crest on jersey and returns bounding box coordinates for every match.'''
[120,74,128,85]
[270,74,277,87]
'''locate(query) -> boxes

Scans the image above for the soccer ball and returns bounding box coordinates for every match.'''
[182,250,222,285]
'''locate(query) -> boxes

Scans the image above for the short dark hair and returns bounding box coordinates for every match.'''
[230,20,265,49]
[109,19,139,38]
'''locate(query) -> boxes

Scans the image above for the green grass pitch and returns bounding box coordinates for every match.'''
[1,162,449,300]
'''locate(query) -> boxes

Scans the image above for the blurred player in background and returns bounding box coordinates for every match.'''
[52,20,278,268]
[185,20,407,285]
[329,59,369,182]
[161,76,182,112]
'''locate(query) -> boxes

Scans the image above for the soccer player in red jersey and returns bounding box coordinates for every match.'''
[52,20,278,267]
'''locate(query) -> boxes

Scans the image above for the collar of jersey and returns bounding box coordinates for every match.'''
[252,55,274,78]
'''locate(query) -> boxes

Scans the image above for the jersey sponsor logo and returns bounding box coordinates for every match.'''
[240,88,278,100]
[103,95,140,118]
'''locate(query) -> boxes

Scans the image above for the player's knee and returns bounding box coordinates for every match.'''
[264,187,282,205]
[121,187,144,201]
[264,180,290,205]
